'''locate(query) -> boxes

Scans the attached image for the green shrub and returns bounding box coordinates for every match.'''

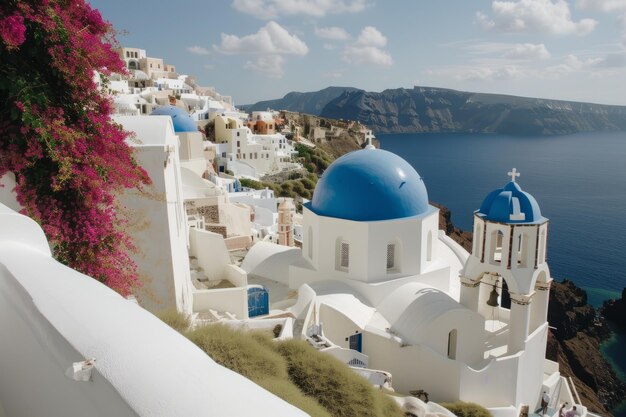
[256,377,333,417]
[276,340,404,417]
[185,325,287,381]
[156,309,190,333]
[240,178,264,189]
[440,402,492,417]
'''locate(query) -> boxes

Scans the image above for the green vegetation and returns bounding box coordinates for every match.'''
[440,402,492,417]
[240,173,318,201]
[155,309,190,333]
[277,340,404,417]
[295,143,334,175]
[158,316,404,417]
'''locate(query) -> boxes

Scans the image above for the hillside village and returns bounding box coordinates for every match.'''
[0,44,598,417]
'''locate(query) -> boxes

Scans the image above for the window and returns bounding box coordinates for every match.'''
[349,333,362,353]
[447,329,457,359]
[237,132,240,137]
[427,230,433,262]
[386,244,395,269]
[236,141,240,148]
[517,233,528,267]
[491,230,504,264]
[340,242,350,269]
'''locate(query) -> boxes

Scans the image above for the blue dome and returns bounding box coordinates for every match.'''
[308,149,430,221]
[150,105,197,133]
[478,180,544,223]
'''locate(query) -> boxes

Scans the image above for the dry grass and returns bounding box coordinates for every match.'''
[276,339,405,417]
[440,401,492,417]
[171,323,404,417]
[155,309,190,333]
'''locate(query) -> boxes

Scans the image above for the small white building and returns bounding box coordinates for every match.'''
[214,115,298,178]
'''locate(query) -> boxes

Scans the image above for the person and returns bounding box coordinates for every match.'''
[559,403,568,417]
[565,406,578,417]
[541,391,551,416]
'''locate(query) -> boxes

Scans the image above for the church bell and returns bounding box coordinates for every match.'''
[486,285,500,307]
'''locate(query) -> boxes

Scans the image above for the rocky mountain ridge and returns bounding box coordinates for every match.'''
[245,86,626,135]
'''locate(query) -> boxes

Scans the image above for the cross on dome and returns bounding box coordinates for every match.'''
[507,168,520,182]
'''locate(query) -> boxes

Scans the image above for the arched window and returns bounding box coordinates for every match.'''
[490,230,504,265]
[336,239,350,271]
[538,228,547,264]
[517,232,528,267]
[386,243,395,270]
[474,223,483,257]
[447,329,457,359]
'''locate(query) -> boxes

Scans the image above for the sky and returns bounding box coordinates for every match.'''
[90,0,626,106]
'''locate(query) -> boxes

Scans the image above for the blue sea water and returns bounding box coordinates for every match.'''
[378,132,626,414]
[378,132,626,299]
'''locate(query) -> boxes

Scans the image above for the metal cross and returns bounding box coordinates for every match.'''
[507,168,520,182]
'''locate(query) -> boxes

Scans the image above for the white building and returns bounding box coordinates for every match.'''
[243,148,582,416]
[214,115,298,178]
[114,114,193,315]
[0,203,307,417]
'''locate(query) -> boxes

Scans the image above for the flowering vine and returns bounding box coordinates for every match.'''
[0,0,150,295]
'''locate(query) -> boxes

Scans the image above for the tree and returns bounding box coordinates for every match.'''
[0,0,150,295]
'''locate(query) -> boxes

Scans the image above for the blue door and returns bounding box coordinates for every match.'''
[349,333,362,353]
[247,286,269,317]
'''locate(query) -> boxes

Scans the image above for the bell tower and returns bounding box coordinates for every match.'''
[460,169,551,354]
[278,198,295,247]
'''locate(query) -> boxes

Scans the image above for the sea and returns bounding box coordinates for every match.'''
[378,131,626,415]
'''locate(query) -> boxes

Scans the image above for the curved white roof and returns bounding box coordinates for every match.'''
[241,242,301,285]
[181,167,221,199]
[377,282,467,345]
[0,204,307,417]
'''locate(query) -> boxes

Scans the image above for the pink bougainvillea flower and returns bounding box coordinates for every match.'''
[0,13,26,50]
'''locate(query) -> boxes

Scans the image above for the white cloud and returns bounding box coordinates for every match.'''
[343,45,392,65]
[214,21,309,55]
[314,26,351,41]
[204,64,215,70]
[456,65,526,81]
[356,26,387,47]
[322,70,344,78]
[232,0,369,19]
[187,45,211,55]
[477,0,597,36]
[341,26,392,66]
[576,0,626,12]
[323,43,337,50]
[504,43,551,59]
[467,42,551,60]
[244,55,285,78]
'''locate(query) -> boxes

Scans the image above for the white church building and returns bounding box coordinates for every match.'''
[244,147,581,416]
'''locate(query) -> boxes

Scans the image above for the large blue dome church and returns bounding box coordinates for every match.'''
[308,148,430,222]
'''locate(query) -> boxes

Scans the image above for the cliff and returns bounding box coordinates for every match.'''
[242,86,361,115]
[546,280,626,415]
[602,288,626,332]
[246,86,626,135]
